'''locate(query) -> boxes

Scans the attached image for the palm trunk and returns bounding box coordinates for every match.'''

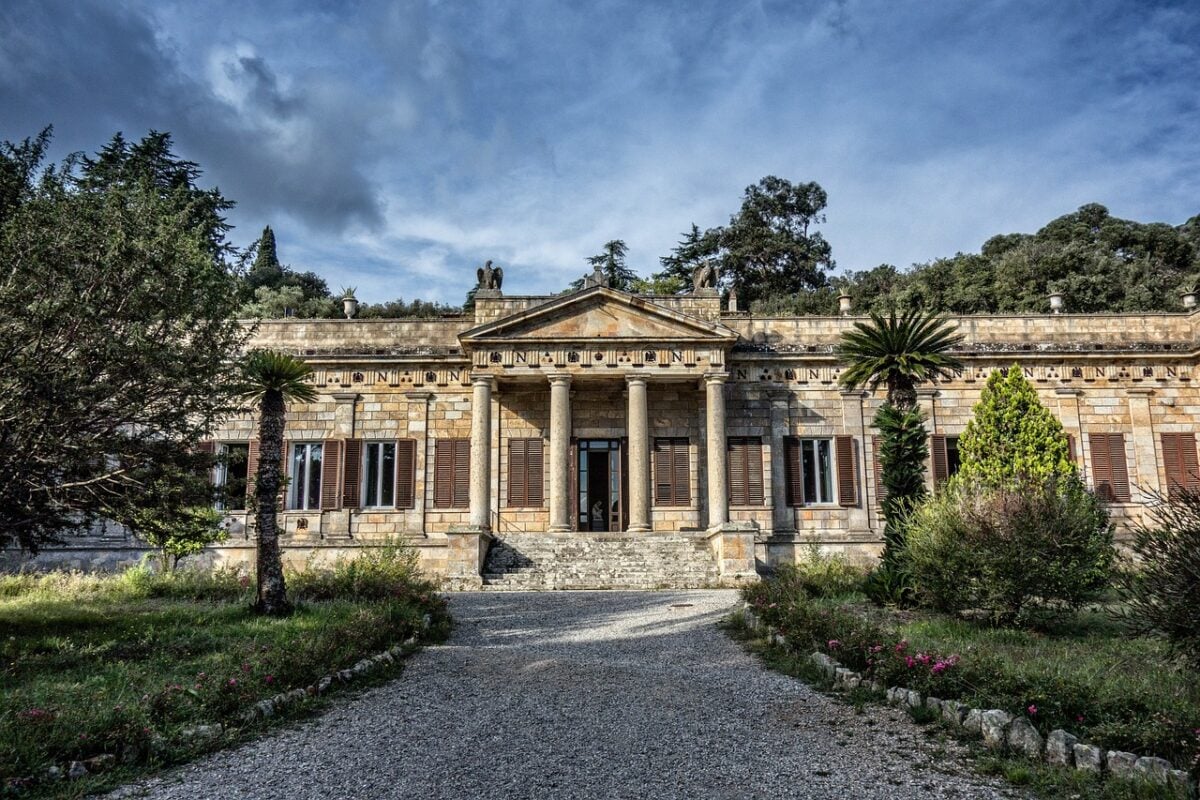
[887,375,918,412]
[253,390,292,616]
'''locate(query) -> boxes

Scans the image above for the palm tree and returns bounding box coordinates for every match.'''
[238,350,317,616]
[837,309,965,407]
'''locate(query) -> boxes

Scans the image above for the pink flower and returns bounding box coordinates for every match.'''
[1077,715,1085,723]
[228,678,238,687]
[827,640,841,650]
[1027,705,1038,716]
[931,661,947,675]
[905,655,916,669]
[894,640,908,653]
[265,675,276,685]
[917,653,932,665]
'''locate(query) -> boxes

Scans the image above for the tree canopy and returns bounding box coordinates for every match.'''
[819,204,1200,316]
[0,128,247,551]
[653,176,834,306]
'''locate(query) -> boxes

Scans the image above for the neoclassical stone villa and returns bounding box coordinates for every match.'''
[24,270,1200,588]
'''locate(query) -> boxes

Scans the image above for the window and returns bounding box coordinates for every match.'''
[290,442,323,510]
[434,439,470,508]
[727,437,764,506]
[363,442,396,508]
[508,438,544,507]
[214,442,249,511]
[785,437,833,505]
[931,434,961,487]
[1088,433,1130,503]
[653,438,690,506]
[1160,432,1200,499]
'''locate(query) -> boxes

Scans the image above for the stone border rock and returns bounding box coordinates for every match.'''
[739,606,1195,795]
[35,615,433,789]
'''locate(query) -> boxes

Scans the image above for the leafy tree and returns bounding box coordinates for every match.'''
[838,310,963,594]
[837,309,964,410]
[655,176,834,306]
[240,285,339,319]
[834,204,1200,314]
[237,350,318,616]
[570,239,638,291]
[246,226,285,293]
[1118,486,1200,666]
[127,490,228,572]
[957,365,1075,487]
[0,129,246,552]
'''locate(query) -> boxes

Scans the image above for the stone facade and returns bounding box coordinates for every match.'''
[12,282,1200,580]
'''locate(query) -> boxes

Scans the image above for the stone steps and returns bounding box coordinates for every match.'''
[480,532,721,590]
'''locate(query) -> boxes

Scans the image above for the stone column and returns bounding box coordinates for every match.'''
[548,373,573,532]
[469,375,493,531]
[626,374,651,532]
[1127,388,1159,503]
[768,390,794,535]
[705,371,729,528]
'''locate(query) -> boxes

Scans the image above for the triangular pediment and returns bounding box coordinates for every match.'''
[460,286,737,346]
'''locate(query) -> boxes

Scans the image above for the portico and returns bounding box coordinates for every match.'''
[456,286,740,538]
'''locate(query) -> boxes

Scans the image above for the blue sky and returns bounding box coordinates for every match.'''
[2,0,1198,303]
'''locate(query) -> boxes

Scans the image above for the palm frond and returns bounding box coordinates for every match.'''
[236,349,318,404]
[837,309,965,392]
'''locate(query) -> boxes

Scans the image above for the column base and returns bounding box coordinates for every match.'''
[547,524,573,533]
[706,521,760,584]
[625,523,652,533]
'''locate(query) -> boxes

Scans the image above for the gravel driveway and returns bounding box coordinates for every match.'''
[109,591,1022,799]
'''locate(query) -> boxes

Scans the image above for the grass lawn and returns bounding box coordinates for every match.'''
[0,552,449,798]
[738,568,1199,800]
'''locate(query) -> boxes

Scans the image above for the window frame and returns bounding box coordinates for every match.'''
[212,442,250,512]
[289,441,323,511]
[362,440,398,509]
[785,436,836,507]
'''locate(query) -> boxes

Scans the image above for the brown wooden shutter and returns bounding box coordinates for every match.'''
[728,438,764,506]
[1090,433,1130,503]
[931,433,949,487]
[526,437,544,506]
[395,439,416,509]
[453,439,470,508]
[784,436,803,506]
[508,438,527,507]
[673,439,690,505]
[342,438,362,509]
[434,440,454,508]
[654,438,673,505]
[1161,432,1200,499]
[320,438,342,510]
[872,435,885,505]
[246,438,260,502]
[835,435,859,507]
[653,438,689,506]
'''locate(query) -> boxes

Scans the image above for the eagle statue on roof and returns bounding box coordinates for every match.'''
[476,260,503,291]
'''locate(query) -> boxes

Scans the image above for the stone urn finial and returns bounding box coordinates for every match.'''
[838,293,852,316]
[1182,288,1197,310]
[1048,291,1064,314]
[341,286,358,319]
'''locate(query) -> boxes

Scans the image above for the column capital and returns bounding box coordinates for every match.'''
[547,371,573,386]
[703,370,729,385]
[469,373,496,388]
[403,390,433,403]
[625,373,650,387]
[330,392,360,404]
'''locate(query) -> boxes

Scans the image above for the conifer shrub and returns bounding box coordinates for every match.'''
[904,476,1113,625]
[1117,487,1200,667]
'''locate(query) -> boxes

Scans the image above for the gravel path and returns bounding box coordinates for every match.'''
[108,591,1023,799]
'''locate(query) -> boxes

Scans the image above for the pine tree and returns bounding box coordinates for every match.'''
[247,226,285,291]
[957,364,1075,486]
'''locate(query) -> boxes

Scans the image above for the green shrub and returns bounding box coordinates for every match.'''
[904,475,1113,625]
[768,545,866,599]
[1117,487,1200,667]
[876,402,929,570]
[289,540,431,603]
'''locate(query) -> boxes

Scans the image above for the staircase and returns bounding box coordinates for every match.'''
[480,532,722,590]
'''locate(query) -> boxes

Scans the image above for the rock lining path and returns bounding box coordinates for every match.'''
[109,591,1023,799]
